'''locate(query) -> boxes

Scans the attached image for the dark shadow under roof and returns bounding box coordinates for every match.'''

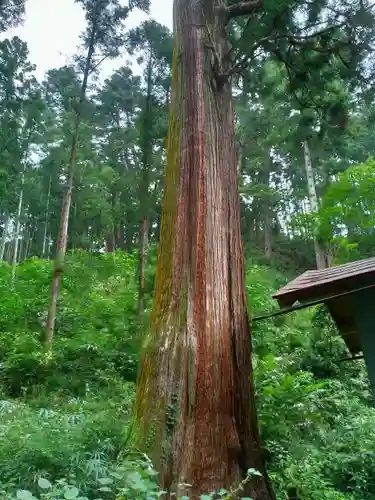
[272,256,375,355]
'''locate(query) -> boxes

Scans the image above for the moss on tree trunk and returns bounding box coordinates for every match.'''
[131,0,275,498]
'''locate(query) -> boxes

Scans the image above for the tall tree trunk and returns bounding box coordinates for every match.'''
[20,232,26,261]
[116,208,128,250]
[248,211,255,244]
[42,176,52,258]
[106,189,117,253]
[0,213,10,261]
[253,202,261,245]
[303,139,327,270]
[264,208,272,259]
[5,239,12,263]
[45,14,98,350]
[263,152,272,260]
[11,175,24,284]
[24,228,33,260]
[106,230,115,252]
[138,216,148,316]
[131,1,274,498]
[23,232,29,260]
[138,56,153,318]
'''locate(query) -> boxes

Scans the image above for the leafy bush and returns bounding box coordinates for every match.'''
[0,253,142,397]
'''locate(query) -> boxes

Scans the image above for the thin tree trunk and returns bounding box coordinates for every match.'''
[264,208,272,259]
[106,189,117,252]
[0,213,10,261]
[106,230,115,252]
[131,1,274,498]
[263,152,272,260]
[248,211,255,243]
[303,139,327,270]
[5,239,12,263]
[253,203,261,244]
[18,236,24,264]
[47,235,51,259]
[138,216,148,317]
[45,130,77,348]
[23,233,29,260]
[25,228,33,259]
[42,176,52,258]
[138,56,153,318]
[11,174,24,284]
[45,13,98,350]
[21,230,28,261]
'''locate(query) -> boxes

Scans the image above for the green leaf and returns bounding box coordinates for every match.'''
[64,486,79,499]
[38,477,52,489]
[247,468,262,477]
[98,477,113,485]
[16,492,34,500]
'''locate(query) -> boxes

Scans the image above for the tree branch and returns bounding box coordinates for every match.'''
[89,53,112,75]
[226,0,263,21]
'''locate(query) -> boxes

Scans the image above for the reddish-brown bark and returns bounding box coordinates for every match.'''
[132,0,274,498]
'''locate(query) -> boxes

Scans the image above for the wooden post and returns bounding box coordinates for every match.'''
[352,288,375,405]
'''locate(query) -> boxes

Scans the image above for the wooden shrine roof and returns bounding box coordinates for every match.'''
[272,256,375,355]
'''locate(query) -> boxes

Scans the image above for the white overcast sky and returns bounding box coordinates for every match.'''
[1,0,173,81]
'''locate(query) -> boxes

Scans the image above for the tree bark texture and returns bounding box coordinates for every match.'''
[132,1,274,498]
[303,139,327,270]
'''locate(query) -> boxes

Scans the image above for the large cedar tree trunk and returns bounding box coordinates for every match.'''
[132,0,274,498]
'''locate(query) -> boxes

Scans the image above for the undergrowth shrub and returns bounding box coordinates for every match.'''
[0,253,142,397]
[0,254,374,499]
[0,382,135,491]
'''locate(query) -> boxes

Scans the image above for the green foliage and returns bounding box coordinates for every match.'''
[0,0,25,32]
[0,252,141,397]
[0,388,134,491]
[245,263,375,500]
[319,158,375,261]
[0,255,374,499]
